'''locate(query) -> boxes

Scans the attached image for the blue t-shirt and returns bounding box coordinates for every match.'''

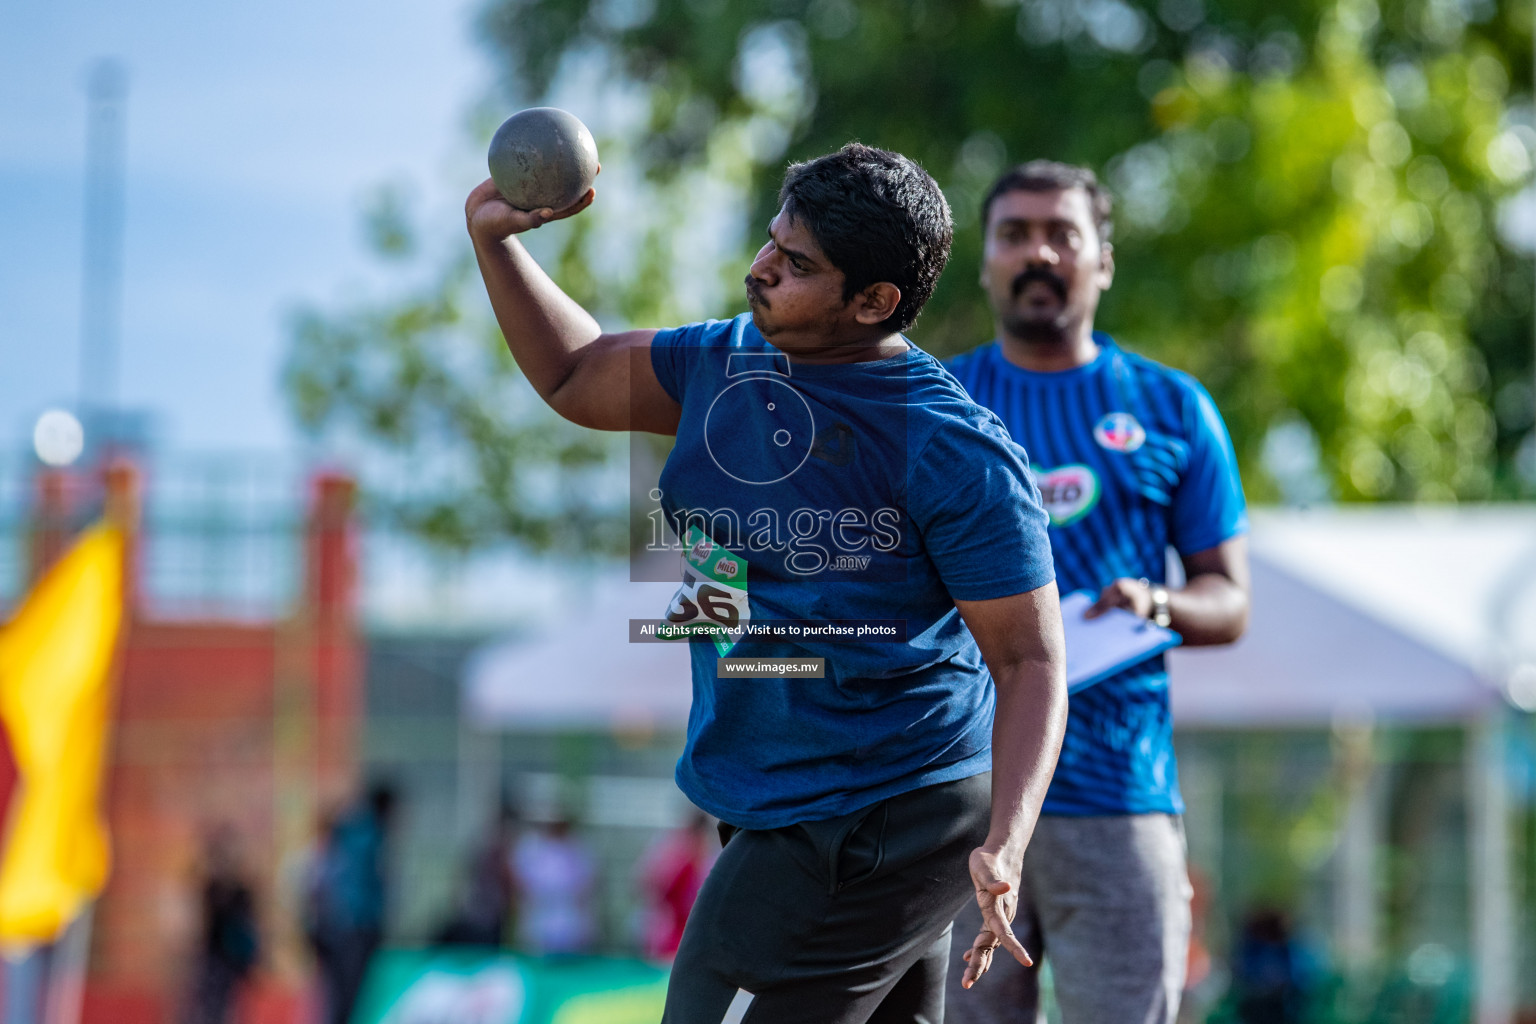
[947,335,1247,816]
[651,313,1054,829]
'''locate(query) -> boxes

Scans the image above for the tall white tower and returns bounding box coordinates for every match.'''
[78,58,128,416]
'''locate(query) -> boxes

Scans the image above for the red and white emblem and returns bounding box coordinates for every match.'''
[1093,412,1146,453]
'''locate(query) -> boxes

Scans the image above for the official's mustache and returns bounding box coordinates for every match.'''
[745,275,770,309]
[1011,268,1068,301]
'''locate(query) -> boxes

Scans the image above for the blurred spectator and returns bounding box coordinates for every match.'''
[434,811,516,947]
[638,811,716,961]
[510,818,596,955]
[304,782,398,1024]
[1179,866,1218,1024]
[1231,907,1306,1024]
[299,808,338,951]
[181,824,259,1024]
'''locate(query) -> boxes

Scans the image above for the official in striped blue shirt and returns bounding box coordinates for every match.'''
[944,162,1251,1024]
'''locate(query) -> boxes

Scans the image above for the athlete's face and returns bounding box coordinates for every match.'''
[981,187,1113,344]
[745,211,869,348]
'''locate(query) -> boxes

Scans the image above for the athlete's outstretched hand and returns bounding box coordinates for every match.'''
[960,845,1033,989]
[465,174,597,241]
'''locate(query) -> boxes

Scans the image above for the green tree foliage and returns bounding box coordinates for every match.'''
[285,190,627,551]
[286,0,1533,547]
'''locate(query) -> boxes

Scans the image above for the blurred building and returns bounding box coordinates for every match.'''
[362,631,691,954]
[0,451,695,1024]
[0,457,361,1024]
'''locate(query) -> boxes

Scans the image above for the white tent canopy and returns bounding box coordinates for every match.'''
[1169,506,1536,727]
[462,577,692,731]
[1168,554,1491,727]
[463,507,1536,731]
[1242,507,1536,675]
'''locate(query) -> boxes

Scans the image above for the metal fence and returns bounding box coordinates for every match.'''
[0,450,307,621]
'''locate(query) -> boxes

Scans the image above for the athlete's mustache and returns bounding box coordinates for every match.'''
[1011,267,1068,301]
[745,275,770,309]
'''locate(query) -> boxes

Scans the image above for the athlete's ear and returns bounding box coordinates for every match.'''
[853,282,902,326]
[1098,242,1115,292]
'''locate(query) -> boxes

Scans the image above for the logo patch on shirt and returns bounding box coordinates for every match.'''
[1033,464,1100,527]
[1093,412,1146,453]
[810,422,857,467]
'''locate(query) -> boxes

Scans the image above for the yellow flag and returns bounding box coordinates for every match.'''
[0,523,125,946]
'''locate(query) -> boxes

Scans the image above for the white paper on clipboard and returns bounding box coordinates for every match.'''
[1060,589,1182,693]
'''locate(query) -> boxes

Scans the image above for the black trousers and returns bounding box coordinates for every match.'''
[663,772,992,1024]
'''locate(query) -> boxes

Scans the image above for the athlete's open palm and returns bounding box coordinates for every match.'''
[960,845,1033,988]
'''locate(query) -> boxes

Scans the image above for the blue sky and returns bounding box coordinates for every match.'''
[1,0,489,453]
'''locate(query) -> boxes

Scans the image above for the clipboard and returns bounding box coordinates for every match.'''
[1060,589,1182,693]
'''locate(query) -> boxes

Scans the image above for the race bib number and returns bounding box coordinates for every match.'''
[662,527,750,656]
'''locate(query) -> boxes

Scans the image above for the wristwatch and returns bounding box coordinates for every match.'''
[1148,583,1172,629]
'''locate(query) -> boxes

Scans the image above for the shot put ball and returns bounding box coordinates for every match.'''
[487,107,599,212]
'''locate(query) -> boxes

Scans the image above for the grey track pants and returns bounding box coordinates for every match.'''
[662,772,993,1024]
[945,814,1192,1024]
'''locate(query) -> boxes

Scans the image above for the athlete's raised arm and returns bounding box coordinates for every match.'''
[952,582,1068,989]
[465,177,681,435]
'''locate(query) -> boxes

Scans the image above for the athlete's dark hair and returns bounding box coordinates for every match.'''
[981,160,1114,243]
[778,142,953,333]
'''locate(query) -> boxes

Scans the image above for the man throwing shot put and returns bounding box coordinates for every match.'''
[944,161,1251,1024]
[466,142,1068,1023]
